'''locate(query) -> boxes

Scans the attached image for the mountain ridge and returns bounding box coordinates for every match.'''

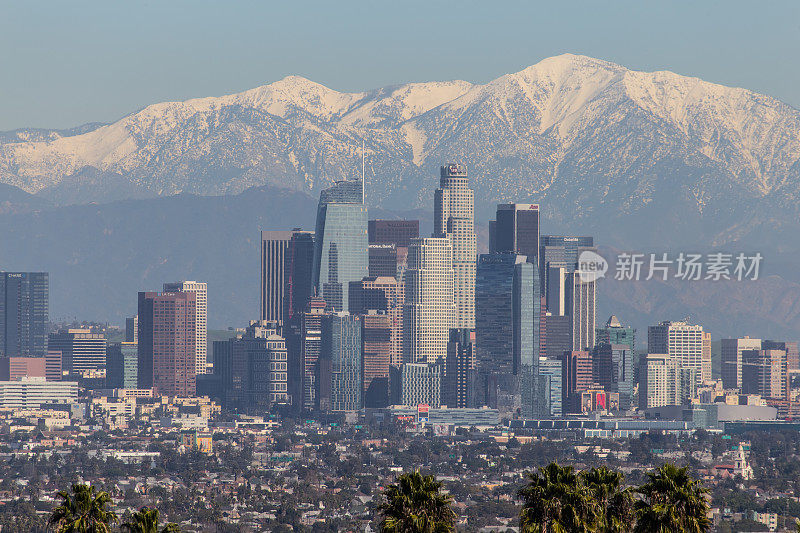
[3,53,798,211]
[3,54,800,335]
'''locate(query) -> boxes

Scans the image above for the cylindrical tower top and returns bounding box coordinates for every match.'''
[440,163,468,187]
[440,163,467,177]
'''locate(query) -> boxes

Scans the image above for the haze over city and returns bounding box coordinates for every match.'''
[1,3,800,532]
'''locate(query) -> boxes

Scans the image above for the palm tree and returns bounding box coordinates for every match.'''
[518,462,598,533]
[48,483,118,533]
[582,466,634,533]
[120,507,181,533]
[377,469,456,532]
[634,463,710,533]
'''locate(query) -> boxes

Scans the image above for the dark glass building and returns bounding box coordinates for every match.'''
[106,342,138,389]
[538,357,563,418]
[540,235,594,270]
[368,244,398,278]
[322,313,362,411]
[443,328,475,408]
[285,231,315,321]
[539,235,594,303]
[513,261,541,419]
[544,314,572,360]
[492,204,540,263]
[368,220,419,247]
[214,321,289,411]
[592,343,634,409]
[261,229,316,325]
[475,253,540,416]
[476,253,524,378]
[0,272,49,356]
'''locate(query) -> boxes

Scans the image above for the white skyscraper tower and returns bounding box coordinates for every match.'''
[648,321,703,386]
[403,237,455,364]
[164,281,208,374]
[434,164,476,329]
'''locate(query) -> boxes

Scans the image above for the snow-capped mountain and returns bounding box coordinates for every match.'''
[2,54,800,249]
[3,55,800,333]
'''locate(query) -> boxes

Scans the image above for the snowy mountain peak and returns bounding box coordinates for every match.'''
[1,54,799,217]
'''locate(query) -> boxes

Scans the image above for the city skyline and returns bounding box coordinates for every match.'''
[3,4,800,531]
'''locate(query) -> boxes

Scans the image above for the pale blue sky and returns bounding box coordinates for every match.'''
[1,0,798,130]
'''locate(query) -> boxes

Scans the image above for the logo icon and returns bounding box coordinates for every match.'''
[578,250,608,282]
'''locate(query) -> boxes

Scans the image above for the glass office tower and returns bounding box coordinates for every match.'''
[513,261,541,419]
[323,313,362,411]
[476,253,527,378]
[312,179,368,313]
[0,272,49,356]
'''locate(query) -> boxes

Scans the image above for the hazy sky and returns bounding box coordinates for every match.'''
[2,0,799,130]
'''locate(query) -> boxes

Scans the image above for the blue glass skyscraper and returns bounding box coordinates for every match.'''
[538,357,562,417]
[323,313,362,411]
[312,179,368,313]
[475,252,541,416]
[513,261,541,419]
[476,253,527,377]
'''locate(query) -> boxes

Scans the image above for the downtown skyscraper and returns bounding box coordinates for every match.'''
[434,164,476,329]
[260,230,315,324]
[260,231,293,323]
[490,203,540,263]
[312,178,368,313]
[137,291,197,397]
[0,272,49,357]
[163,281,207,374]
[403,237,454,364]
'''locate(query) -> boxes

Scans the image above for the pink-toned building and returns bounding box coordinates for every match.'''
[0,356,46,380]
[137,291,197,397]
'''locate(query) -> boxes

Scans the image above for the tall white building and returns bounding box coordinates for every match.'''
[640,353,680,409]
[701,331,712,382]
[403,237,454,364]
[640,352,698,409]
[568,272,596,351]
[401,362,442,408]
[648,321,704,385]
[434,164,476,329]
[164,281,208,374]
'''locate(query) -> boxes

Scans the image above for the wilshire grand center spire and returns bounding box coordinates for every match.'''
[312,178,368,313]
[434,164,476,329]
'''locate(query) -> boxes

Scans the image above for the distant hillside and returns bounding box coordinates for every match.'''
[0,185,429,327]
[2,54,800,252]
[0,184,797,340]
[2,53,800,339]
